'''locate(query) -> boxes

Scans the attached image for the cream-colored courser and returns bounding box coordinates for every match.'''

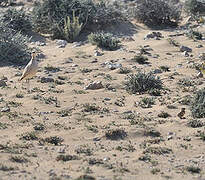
[19,52,38,82]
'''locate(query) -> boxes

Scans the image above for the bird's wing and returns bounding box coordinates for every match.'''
[19,63,33,81]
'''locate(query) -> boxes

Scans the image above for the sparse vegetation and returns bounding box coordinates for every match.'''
[0,20,30,64]
[184,0,205,17]
[138,97,155,108]
[133,0,182,26]
[191,88,205,118]
[186,29,203,40]
[144,147,172,155]
[88,32,121,50]
[1,8,32,33]
[188,119,204,128]
[56,11,83,42]
[125,71,163,94]
[105,129,127,140]
[132,54,148,64]
[186,166,201,174]
[44,136,64,145]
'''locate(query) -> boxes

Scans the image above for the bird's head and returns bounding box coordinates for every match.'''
[31,51,37,59]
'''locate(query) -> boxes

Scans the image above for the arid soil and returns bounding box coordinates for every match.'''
[0,1,205,180]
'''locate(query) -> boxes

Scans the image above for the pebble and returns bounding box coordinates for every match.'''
[1,106,10,112]
[56,40,67,48]
[180,45,192,52]
[40,77,54,83]
[0,80,7,87]
[85,81,104,90]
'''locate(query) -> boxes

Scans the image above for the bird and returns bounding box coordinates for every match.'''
[177,108,185,119]
[19,51,38,92]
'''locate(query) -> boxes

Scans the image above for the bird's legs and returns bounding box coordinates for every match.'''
[26,79,31,93]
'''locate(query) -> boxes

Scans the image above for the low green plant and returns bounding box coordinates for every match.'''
[0,20,30,64]
[88,32,120,50]
[1,8,32,33]
[184,0,205,17]
[132,54,148,64]
[56,11,83,42]
[139,97,155,108]
[186,29,203,40]
[132,0,182,26]
[125,71,162,94]
[191,88,205,118]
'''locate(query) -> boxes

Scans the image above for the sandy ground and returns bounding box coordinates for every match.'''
[0,1,205,180]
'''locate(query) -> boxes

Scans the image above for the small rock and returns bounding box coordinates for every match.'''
[152,54,160,58]
[36,41,46,46]
[72,41,83,48]
[182,51,189,57]
[71,64,78,67]
[122,36,135,42]
[0,80,7,87]
[104,97,111,101]
[91,59,98,63]
[167,135,173,140]
[196,44,203,48]
[107,63,122,70]
[85,81,104,90]
[199,53,205,60]
[152,69,162,74]
[94,50,103,56]
[180,45,192,53]
[56,40,67,48]
[1,106,10,112]
[144,31,163,40]
[40,77,54,83]
[197,72,203,78]
[64,58,73,63]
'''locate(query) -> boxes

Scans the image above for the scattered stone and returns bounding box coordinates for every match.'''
[104,97,111,101]
[152,54,160,58]
[40,77,55,83]
[107,63,122,70]
[1,106,10,112]
[152,69,162,74]
[144,32,163,40]
[122,36,135,42]
[36,41,46,46]
[182,51,189,57]
[180,45,192,53]
[167,135,173,140]
[199,53,205,60]
[0,80,7,87]
[85,81,104,90]
[197,72,203,78]
[91,59,98,63]
[71,64,78,67]
[94,50,103,56]
[64,58,73,63]
[72,41,83,48]
[56,40,67,48]
[196,44,203,48]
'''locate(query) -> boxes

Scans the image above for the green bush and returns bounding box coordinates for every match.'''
[0,20,30,64]
[125,71,163,94]
[191,88,205,118]
[32,0,93,35]
[1,8,32,33]
[184,0,205,16]
[88,32,120,50]
[133,0,182,26]
[56,11,83,42]
[32,0,125,40]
